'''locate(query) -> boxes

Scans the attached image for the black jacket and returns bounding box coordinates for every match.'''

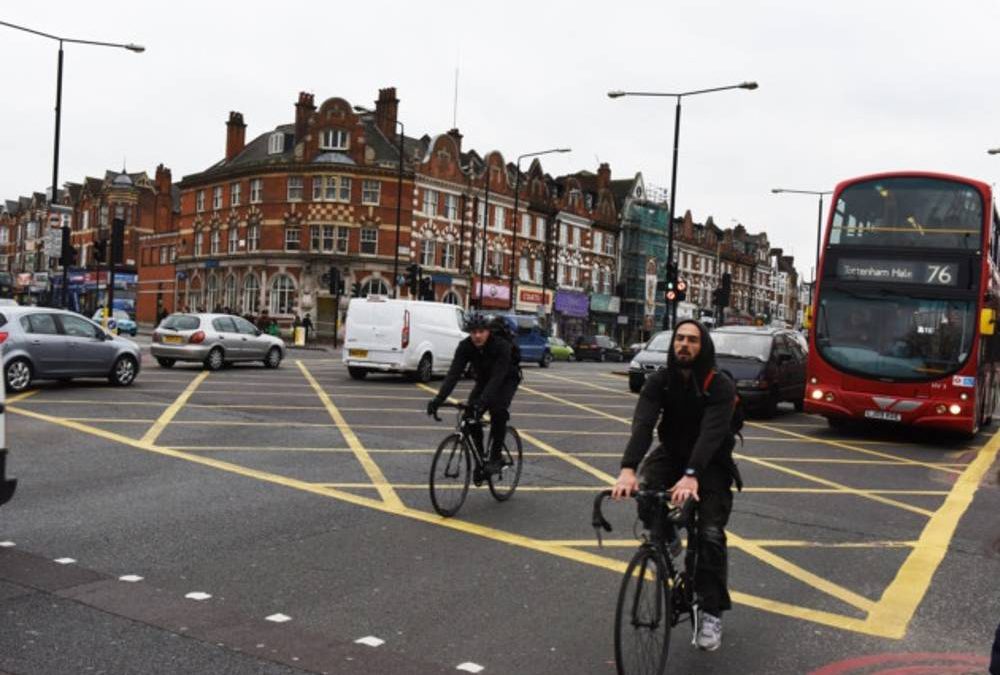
[434,335,519,408]
[621,320,736,475]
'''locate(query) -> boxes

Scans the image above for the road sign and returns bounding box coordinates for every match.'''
[107,318,117,331]
[45,229,62,257]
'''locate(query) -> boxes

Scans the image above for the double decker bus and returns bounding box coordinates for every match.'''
[805,171,1000,435]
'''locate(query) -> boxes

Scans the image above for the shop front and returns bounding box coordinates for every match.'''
[514,285,553,317]
[473,278,510,311]
[554,289,589,342]
[589,293,621,337]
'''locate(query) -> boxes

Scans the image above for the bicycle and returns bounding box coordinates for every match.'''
[592,489,699,675]
[429,402,523,517]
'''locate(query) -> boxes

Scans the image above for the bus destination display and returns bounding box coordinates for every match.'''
[836,258,958,286]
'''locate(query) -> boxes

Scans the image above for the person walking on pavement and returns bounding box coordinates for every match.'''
[611,319,742,653]
[302,313,314,341]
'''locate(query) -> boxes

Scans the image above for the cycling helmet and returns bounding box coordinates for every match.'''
[464,312,491,331]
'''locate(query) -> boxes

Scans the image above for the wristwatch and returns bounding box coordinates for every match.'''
[683,468,698,478]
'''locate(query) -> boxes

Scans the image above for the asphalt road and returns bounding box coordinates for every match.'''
[0,347,997,675]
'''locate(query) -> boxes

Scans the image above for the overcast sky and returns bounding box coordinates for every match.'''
[4,1,1000,279]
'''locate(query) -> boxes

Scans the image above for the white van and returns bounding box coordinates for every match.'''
[342,297,467,382]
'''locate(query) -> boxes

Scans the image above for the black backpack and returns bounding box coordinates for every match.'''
[489,317,522,368]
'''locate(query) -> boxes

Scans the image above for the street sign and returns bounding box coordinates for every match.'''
[45,229,62,257]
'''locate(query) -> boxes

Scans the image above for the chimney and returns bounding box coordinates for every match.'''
[295,92,316,143]
[446,128,463,154]
[225,112,246,162]
[155,164,172,195]
[597,163,611,191]
[375,87,399,140]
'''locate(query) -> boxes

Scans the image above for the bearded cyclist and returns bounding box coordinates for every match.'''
[427,313,520,476]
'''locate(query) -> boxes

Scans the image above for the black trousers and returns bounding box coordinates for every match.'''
[468,378,519,459]
[639,446,734,616]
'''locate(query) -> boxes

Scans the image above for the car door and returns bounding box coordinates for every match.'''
[785,333,808,400]
[18,312,66,377]
[771,335,796,399]
[58,314,114,375]
[233,316,267,359]
[211,316,244,359]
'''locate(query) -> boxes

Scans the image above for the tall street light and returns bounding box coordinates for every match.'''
[608,81,758,330]
[770,188,832,285]
[0,20,144,308]
[508,148,570,310]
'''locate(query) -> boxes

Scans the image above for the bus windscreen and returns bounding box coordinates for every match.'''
[830,177,982,250]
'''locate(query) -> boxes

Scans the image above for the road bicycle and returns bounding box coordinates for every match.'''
[429,402,523,517]
[592,489,699,675]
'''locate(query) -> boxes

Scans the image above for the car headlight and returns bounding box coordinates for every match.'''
[629,360,640,370]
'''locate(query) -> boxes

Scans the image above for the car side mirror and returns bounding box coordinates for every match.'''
[255,329,263,337]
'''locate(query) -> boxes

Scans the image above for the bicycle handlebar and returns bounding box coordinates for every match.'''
[591,488,695,547]
[431,401,478,423]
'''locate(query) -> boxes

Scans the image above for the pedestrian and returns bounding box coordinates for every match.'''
[268,318,280,337]
[302,313,314,341]
[257,311,270,331]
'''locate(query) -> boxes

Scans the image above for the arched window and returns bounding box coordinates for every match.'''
[188,278,203,311]
[243,273,260,314]
[442,290,461,306]
[210,228,220,255]
[269,274,295,314]
[360,277,389,297]
[223,274,237,310]
[205,275,219,311]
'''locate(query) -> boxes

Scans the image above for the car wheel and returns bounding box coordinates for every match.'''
[264,347,282,369]
[5,358,32,393]
[109,355,138,387]
[130,330,137,337]
[629,373,645,393]
[156,357,176,369]
[204,347,225,371]
[348,366,368,380]
[574,354,583,362]
[415,354,433,383]
[539,351,552,368]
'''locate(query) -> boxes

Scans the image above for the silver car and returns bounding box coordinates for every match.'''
[1,306,142,392]
[627,330,671,393]
[150,313,285,370]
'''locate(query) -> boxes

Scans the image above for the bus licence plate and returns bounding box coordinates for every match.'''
[864,410,901,422]
[349,349,368,358]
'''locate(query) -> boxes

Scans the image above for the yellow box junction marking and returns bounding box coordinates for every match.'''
[140,371,210,445]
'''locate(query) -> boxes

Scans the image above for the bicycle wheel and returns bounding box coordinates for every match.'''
[614,547,672,675]
[487,426,523,502]
[429,433,471,517]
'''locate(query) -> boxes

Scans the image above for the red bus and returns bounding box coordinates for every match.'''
[804,171,1000,436]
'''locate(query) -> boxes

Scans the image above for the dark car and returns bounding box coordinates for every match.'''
[711,325,807,417]
[574,334,624,362]
[496,314,552,367]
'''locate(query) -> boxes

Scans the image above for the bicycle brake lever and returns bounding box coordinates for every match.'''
[433,411,442,422]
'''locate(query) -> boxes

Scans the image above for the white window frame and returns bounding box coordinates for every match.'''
[519,256,529,281]
[361,277,390,297]
[285,227,300,251]
[533,258,543,282]
[494,205,505,232]
[320,129,349,151]
[336,226,349,253]
[444,194,459,220]
[442,242,456,269]
[362,180,381,205]
[269,274,295,314]
[338,176,351,202]
[230,182,241,207]
[322,225,335,252]
[287,176,304,202]
[573,227,581,248]
[224,275,237,310]
[421,238,436,267]
[213,186,223,210]
[210,229,220,255]
[360,227,378,255]
[247,223,260,251]
[243,274,260,313]
[310,225,321,251]
[593,231,603,253]
[250,179,263,203]
[228,227,239,254]
[196,191,205,213]
[268,133,284,155]
[423,189,438,216]
[521,214,531,237]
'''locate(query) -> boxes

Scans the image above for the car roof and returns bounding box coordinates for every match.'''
[712,325,785,336]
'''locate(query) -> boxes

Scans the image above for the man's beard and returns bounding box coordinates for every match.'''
[675,352,694,369]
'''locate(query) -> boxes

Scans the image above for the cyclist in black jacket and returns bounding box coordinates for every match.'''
[427,313,520,475]
[611,319,740,653]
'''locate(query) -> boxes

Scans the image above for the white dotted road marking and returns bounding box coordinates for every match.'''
[456,663,485,673]
[354,636,385,647]
[118,575,144,582]
[265,613,292,623]
[185,592,212,601]
[53,558,76,565]
[0,541,15,547]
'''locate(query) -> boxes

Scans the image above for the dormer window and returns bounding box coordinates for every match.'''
[268,133,285,155]
[320,129,349,151]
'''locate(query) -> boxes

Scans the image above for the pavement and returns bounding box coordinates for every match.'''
[0,352,997,674]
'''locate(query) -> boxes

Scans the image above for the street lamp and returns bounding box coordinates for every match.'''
[770,188,832,284]
[608,81,757,329]
[508,148,570,310]
[0,21,144,308]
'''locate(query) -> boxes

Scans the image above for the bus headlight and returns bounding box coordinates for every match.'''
[948,404,962,415]
[811,389,824,400]
[959,392,969,401]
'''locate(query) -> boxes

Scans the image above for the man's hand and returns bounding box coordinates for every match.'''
[426,399,440,418]
[612,468,639,500]
[670,475,699,507]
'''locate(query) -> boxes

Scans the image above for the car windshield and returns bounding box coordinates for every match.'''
[644,332,670,352]
[816,289,974,381]
[830,177,982,250]
[161,314,200,331]
[712,333,772,361]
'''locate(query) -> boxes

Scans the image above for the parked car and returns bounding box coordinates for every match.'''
[91,309,138,337]
[151,313,285,370]
[574,335,624,362]
[547,336,575,361]
[711,325,807,417]
[342,298,466,382]
[496,314,552,367]
[2,306,141,392]
[627,331,670,392]
[623,341,646,361]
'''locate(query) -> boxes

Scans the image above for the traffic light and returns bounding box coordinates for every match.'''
[328,267,341,296]
[93,239,107,264]
[675,278,687,303]
[110,217,125,265]
[406,263,421,296]
[719,272,732,307]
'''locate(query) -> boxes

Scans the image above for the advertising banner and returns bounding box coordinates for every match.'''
[554,290,589,318]
[644,258,658,318]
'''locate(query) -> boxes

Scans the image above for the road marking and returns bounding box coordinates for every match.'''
[316,483,947,496]
[185,592,212,601]
[355,636,385,647]
[265,613,292,623]
[0,541,14,547]
[6,390,39,404]
[456,663,484,673]
[140,371,210,445]
[53,558,76,564]
[119,575,144,582]
[298,360,403,510]
[13,399,169,407]
[545,539,918,549]
[185,403,326,410]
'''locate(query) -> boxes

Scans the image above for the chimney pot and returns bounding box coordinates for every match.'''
[225,112,247,162]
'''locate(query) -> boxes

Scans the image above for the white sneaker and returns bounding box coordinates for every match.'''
[695,611,722,651]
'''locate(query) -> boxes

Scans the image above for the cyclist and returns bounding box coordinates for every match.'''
[611,319,741,652]
[427,313,520,476]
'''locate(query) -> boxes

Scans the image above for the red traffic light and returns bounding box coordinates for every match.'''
[676,279,687,292]
[666,290,677,302]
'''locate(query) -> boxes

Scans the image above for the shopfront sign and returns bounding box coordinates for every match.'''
[590,294,621,314]
[555,290,589,318]
[474,280,510,308]
[515,286,553,313]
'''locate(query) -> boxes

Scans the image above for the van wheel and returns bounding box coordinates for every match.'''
[539,351,552,368]
[416,354,433,383]
[348,367,368,380]
[204,347,225,371]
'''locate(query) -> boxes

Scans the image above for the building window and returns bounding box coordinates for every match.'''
[224,275,237,310]
[250,179,263,203]
[82,211,90,230]
[213,186,223,210]
[494,206,505,231]
[193,230,203,257]
[336,226,349,253]
[521,214,531,237]
[159,247,167,265]
[230,182,241,206]
[247,223,260,251]
[310,225,321,251]
[170,246,176,262]
[269,274,295,314]
[285,228,300,251]
[362,180,381,205]
[422,189,438,216]
[535,216,544,239]
[360,227,378,255]
[323,225,335,252]
[476,202,486,228]
[268,133,284,155]
[534,258,543,282]
[196,191,205,213]
[490,249,504,275]
[287,176,304,201]
[421,239,436,267]
[444,194,459,220]
[593,231,603,253]
[206,275,219,311]
[442,243,456,269]
[570,265,579,287]
[320,129,349,151]
[361,277,389,297]
[604,234,615,256]
[312,176,350,202]
[519,256,529,281]
[560,223,568,244]
[243,274,260,313]
[210,229,220,255]
[573,227,581,248]
[229,228,239,253]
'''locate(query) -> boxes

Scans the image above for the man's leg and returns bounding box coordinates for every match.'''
[693,464,734,651]
[486,380,518,469]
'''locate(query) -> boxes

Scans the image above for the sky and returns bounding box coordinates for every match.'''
[4,1,1000,281]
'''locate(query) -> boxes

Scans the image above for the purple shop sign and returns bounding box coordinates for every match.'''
[555,290,589,318]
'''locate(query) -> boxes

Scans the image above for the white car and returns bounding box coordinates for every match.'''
[342,297,466,382]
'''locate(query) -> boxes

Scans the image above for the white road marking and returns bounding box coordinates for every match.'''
[265,613,292,623]
[354,636,385,647]
[456,663,485,673]
[185,592,212,601]
[119,574,144,582]
[53,558,76,564]
[0,541,15,547]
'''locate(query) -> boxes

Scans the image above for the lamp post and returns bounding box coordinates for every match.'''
[0,21,143,309]
[608,81,757,330]
[770,188,832,284]
[508,148,570,311]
